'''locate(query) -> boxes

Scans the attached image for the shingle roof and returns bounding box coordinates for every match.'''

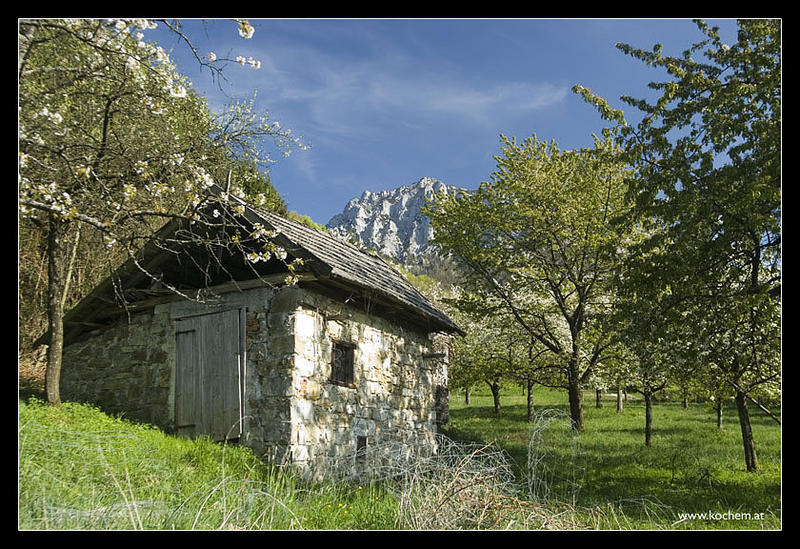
[60,186,462,342]
[240,198,462,335]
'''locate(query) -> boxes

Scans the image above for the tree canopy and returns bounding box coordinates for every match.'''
[18,18,303,404]
[573,18,780,470]
[427,135,633,430]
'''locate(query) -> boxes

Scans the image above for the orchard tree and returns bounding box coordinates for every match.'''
[19,18,305,405]
[679,288,780,469]
[451,295,555,421]
[428,135,632,430]
[447,309,520,415]
[604,349,637,414]
[574,19,780,470]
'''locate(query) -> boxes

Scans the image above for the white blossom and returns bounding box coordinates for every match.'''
[126,55,140,71]
[169,85,187,98]
[251,223,268,239]
[192,166,214,188]
[154,46,169,63]
[37,106,63,124]
[246,250,272,263]
[133,19,155,30]
[237,20,255,39]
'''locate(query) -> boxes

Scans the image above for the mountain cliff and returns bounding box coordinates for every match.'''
[326,177,464,265]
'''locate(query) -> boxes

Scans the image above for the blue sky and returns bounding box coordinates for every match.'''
[150,18,741,225]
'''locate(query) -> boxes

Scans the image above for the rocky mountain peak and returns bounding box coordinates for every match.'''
[326,177,463,264]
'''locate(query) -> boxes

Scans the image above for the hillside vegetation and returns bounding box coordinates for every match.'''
[19,387,780,531]
[18,398,397,530]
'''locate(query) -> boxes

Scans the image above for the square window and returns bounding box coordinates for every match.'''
[331,341,355,386]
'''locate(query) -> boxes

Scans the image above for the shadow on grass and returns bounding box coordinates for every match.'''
[18,379,45,402]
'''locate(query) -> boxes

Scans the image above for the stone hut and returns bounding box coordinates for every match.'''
[59,191,462,480]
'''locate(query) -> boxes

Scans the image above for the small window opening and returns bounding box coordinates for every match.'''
[356,436,368,464]
[435,385,450,426]
[331,341,355,386]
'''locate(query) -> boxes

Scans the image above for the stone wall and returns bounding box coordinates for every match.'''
[61,309,174,427]
[60,283,449,481]
[277,287,447,481]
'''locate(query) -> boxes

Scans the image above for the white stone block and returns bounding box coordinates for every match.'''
[294,310,317,338]
[292,398,314,421]
[293,356,316,377]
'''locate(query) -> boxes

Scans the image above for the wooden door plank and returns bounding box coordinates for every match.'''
[175,308,245,442]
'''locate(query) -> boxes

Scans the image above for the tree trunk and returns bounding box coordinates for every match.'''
[526,378,535,422]
[595,388,603,408]
[567,376,585,431]
[45,214,66,406]
[716,399,724,429]
[488,381,501,414]
[735,391,759,472]
[644,391,653,446]
[464,387,471,406]
[616,383,624,413]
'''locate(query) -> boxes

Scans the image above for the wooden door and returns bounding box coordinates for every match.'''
[175,308,246,441]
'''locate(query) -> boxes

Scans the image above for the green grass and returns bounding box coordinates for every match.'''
[441,386,782,530]
[18,398,397,530]
[19,387,781,530]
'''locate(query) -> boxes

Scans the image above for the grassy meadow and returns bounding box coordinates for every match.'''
[18,384,781,531]
[442,385,782,530]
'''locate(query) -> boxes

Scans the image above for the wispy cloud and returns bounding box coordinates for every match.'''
[235,40,569,138]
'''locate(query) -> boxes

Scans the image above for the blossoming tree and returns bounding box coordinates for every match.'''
[427,135,633,431]
[19,19,304,405]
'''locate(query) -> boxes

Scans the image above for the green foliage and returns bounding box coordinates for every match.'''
[427,134,634,429]
[573,18,780,336]
[573,19,780,469]
[286,210,326,231]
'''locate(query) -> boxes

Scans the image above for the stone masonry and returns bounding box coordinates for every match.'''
[60,284,448,481]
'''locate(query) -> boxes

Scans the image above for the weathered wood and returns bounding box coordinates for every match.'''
[175,321,198,436]
[175,308,245,441]
[111,273,317,314]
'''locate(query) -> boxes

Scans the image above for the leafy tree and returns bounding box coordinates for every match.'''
[450,314,509,415]
[427,135,632,430]
[19,18,302,405]
[573,19,780,470]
